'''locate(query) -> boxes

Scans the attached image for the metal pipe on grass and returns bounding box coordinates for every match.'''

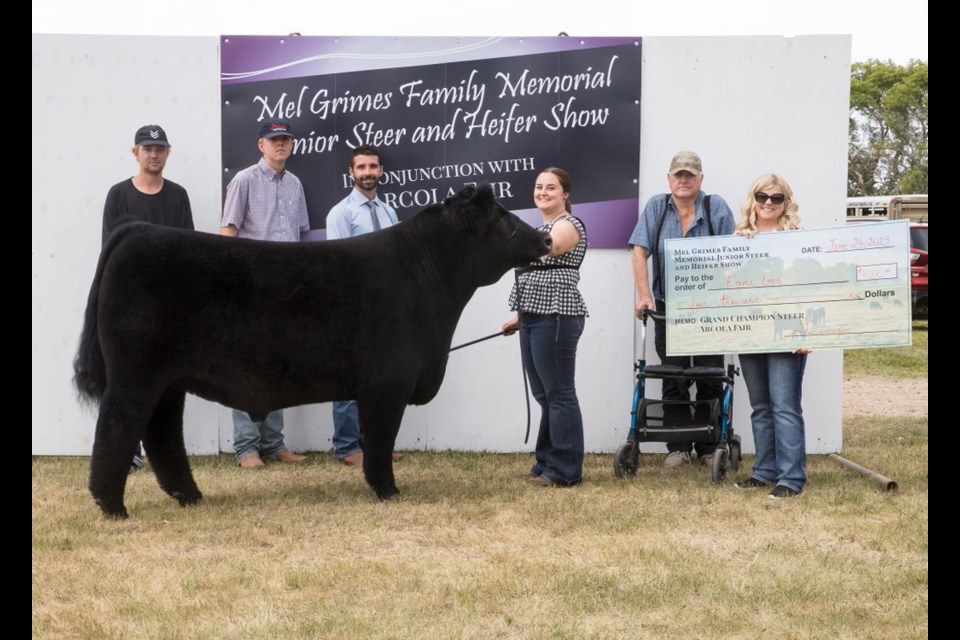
[829,453,898,492]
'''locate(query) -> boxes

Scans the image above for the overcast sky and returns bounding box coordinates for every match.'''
[33,0,926,64]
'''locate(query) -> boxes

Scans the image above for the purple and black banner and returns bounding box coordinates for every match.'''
[221,36,642,247]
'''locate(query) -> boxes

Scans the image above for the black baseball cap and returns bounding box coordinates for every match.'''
[134,125,170,147]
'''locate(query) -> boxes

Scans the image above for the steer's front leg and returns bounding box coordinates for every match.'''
[358,396,405,500]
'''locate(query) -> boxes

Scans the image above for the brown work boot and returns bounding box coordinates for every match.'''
[526,475,557,487]
[338,451,363,467]
[271,450,307,463]
[238,454,265,469]
[338,452,400,466]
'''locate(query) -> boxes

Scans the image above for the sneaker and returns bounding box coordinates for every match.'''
[735,477,771,489]
[768,485,803,499]
[699,453,715,467]
[663,451,691,468]
[129,454,144,474]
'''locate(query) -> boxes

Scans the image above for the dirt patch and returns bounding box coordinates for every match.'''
[843,375,928,418]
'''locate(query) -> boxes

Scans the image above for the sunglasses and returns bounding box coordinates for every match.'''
[755,192,785,205]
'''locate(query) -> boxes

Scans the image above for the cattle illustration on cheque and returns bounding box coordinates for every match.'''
[74,184,552,518]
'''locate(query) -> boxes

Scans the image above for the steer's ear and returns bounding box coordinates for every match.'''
[462,182,494,209]
[473,182,494,204]
[445,184,476,207]
[445,182,497,207]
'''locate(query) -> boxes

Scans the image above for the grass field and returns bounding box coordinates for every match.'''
[32,324,928,640]
[844,319,927,377]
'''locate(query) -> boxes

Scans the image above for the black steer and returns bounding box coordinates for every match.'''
[73,184,552,518]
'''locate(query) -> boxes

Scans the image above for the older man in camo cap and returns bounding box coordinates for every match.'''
[627,151,736,468]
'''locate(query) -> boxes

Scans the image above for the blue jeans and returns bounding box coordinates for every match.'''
[519,313,585,486]
[332,400,363,459]
[653,300,722,456]
[739,352,808,492]
[232,409,286,461]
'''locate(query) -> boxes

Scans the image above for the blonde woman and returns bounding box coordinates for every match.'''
[734,174,809,499]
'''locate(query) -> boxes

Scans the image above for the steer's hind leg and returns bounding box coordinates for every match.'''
[358,398,406,500]
[143,389,203,508]
[89,385,159,519]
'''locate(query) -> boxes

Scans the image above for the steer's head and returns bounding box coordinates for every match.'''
[442,184,551,286]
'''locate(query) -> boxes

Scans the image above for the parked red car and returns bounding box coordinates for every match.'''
[909,222,928,317]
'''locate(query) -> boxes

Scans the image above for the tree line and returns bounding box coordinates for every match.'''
[848,59,928,196]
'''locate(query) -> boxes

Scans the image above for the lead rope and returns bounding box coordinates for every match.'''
[448,332,503,352]
[508,214,532,443]
[437,212,541,445]
[514,268,533,444]
[445,268,532,442]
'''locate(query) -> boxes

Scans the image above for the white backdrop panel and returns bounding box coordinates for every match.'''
[33,33,850,456]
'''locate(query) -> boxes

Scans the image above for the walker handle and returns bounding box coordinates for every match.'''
[637,307,664,362]
[640,307,665,323]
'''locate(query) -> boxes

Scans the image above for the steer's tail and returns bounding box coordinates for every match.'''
[73,219,139,405]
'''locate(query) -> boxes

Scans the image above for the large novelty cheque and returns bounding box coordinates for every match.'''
[664,220,912,355]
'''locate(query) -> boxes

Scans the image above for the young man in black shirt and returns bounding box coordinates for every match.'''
[101,124,195,471]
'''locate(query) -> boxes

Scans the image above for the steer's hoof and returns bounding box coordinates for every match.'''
[95,498,129,520]
[172,490,203,507]
[374,485,400,501]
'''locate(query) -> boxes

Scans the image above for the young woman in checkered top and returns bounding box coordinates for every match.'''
[502,168,588,487]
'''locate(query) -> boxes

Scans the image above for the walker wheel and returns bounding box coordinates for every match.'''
[711,447,729,484]
[613,442,638,478]
[729,441,742,471]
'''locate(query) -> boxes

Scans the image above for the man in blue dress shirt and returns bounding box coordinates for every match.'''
[325,144,402,467]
